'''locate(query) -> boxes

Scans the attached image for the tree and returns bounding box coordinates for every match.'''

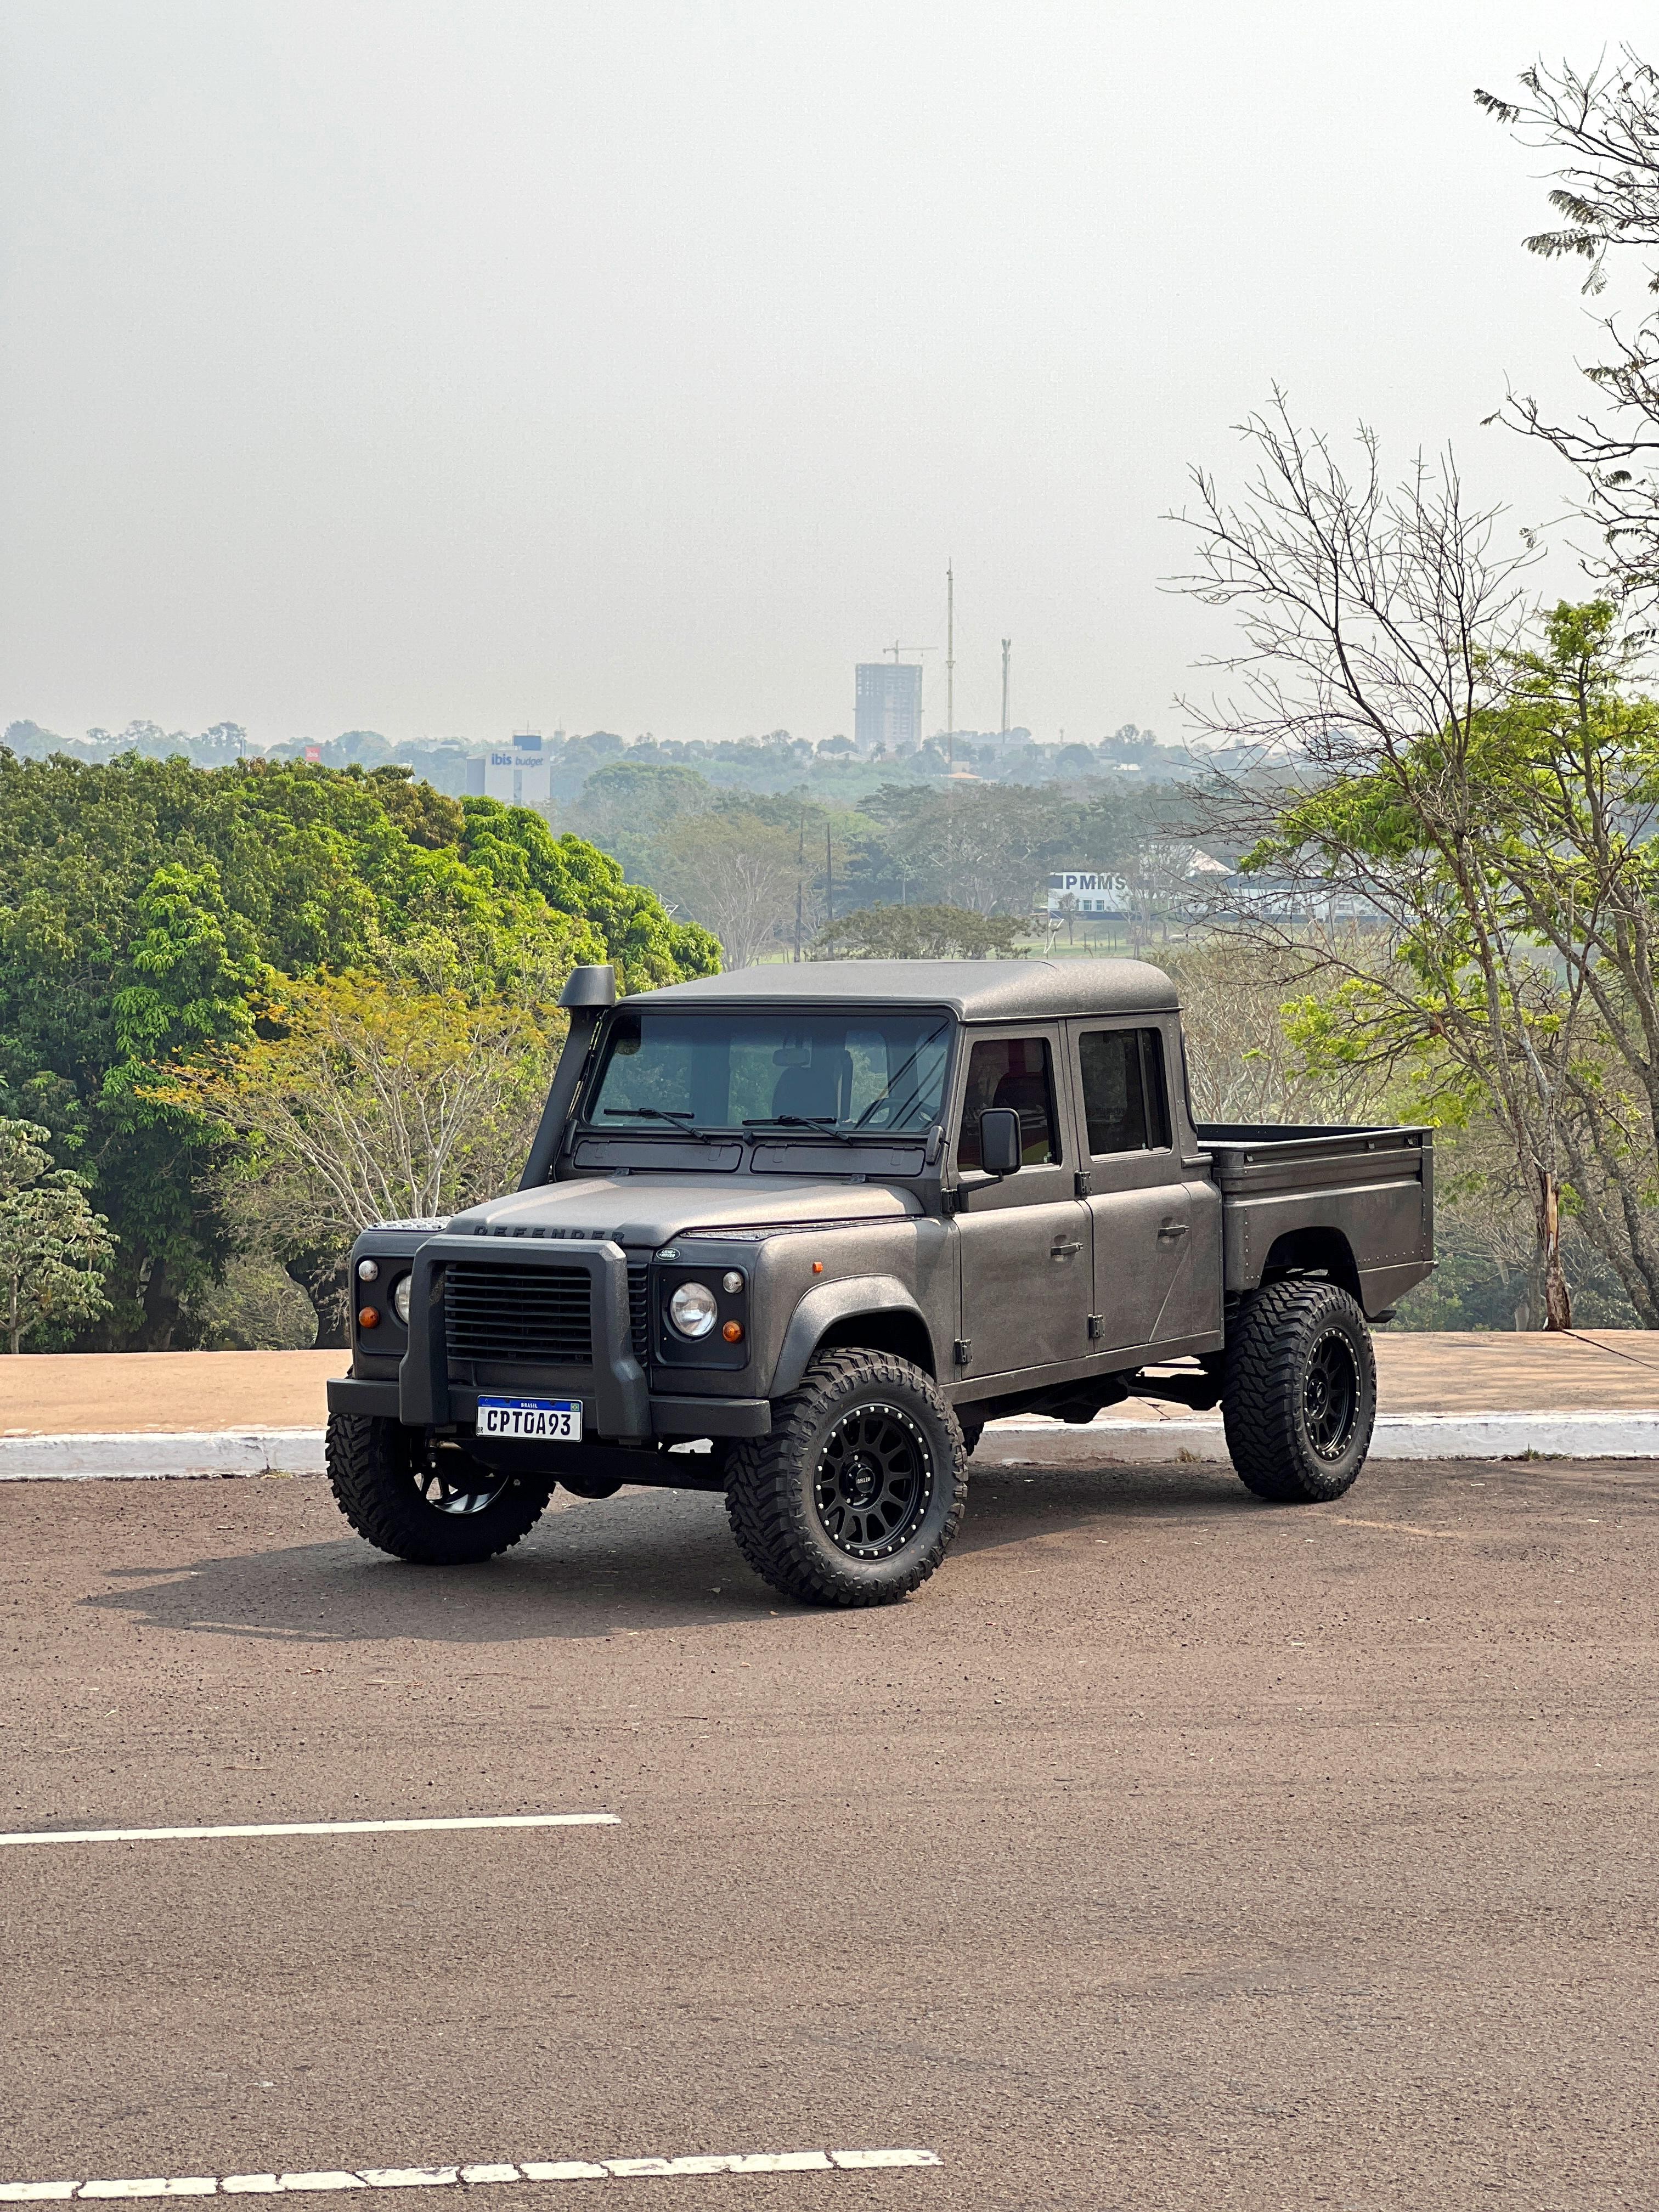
[1171,400,1589,1325]
[1480,50,1659,601]
[653,810,801,969]
[0,1118,116,1353]
[156,975,560,1342]
[0,751,718,1345]
[821,904,1028,959]
[569,759,715,883]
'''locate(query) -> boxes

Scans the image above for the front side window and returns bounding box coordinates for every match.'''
[956,1036,1060,1170]
[586,1011,952,1137]
[1078,1028,1171,1155]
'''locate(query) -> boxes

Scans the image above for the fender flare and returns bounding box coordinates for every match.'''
[768,1276,933,1398]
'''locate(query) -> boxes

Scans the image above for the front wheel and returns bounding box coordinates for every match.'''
[1222,1280,1376,1503]
[326,1414,551,1563]
[725,1350,968,1607]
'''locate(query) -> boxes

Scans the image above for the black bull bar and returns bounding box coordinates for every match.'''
[397,1235,651,1438]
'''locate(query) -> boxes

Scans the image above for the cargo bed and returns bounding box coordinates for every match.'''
[1193,1123,1434,1316]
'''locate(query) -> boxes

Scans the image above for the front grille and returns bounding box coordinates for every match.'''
[445,1263,592,1366]
[627,1261,651,1365]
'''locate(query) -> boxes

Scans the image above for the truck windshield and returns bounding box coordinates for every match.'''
[588,1011,953,1138]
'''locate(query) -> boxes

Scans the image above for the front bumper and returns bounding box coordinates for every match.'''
[341,1232,771,1442]
[325,1373,770,1438]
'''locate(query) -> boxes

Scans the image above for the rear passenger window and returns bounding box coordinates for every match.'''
[1079,1029,1171,1154]
[957,1036,1060,1169]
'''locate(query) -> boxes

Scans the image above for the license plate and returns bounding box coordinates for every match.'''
[476,1396,582,1442]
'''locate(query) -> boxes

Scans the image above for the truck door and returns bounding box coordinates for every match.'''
[1068,1020,1215,1354]
[953,1029,1092,1381]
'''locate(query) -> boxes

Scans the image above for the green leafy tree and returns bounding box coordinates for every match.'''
[0,751,718,1345]
[156,975,561,1341]
[1172,396,1659,1324]
[0,1118,117,1353]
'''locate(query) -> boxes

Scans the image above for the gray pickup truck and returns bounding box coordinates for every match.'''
[326,959,1433,1606]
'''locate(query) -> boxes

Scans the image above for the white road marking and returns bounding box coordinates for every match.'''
[0,1816,619,1848]
[0,2153,938,2198]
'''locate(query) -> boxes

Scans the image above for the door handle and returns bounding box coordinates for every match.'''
[1049,1239,1082,1259]
[1157,1220,1188,1240]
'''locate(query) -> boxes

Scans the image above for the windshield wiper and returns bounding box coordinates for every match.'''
[601,1107,723,1146]
[742,1115,855,1145]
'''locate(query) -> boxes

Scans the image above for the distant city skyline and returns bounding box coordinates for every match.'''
[1,1,1615,748]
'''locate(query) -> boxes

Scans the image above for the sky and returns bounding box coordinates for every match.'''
[1,1,1652,751]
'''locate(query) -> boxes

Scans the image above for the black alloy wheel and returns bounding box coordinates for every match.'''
[1301,1328,1361,1461]
[326,1413,551,1564]
[814,1401,933,1559]
[725,1348,969,1607]
[1221,1278,1376,1504]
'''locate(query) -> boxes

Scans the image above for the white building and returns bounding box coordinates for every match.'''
[467,731,550,808]
[1047,868,1130,918]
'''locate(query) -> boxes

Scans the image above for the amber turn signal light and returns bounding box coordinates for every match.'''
[721,1319,743,1343]
[358,1306,380,1329]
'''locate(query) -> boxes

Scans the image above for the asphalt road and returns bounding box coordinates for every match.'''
[3,1449,1657,2210]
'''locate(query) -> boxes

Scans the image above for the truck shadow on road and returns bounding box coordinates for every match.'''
[81,1461,1268,1646]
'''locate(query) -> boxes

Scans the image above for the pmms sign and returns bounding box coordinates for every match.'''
[1047,869,1128,917]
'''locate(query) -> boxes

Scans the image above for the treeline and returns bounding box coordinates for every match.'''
[2,719,1202,810]
[567,761,1188,964]
[0,752,718,1351]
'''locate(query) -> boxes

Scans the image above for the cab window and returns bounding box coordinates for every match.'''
[1078,1028,1171,1154]
[957,1036,1060,1169]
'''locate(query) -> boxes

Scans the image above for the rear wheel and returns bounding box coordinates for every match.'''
[1222,1280,1375,1503]
[725,1349,968,1607]
[326,1413,550,1563]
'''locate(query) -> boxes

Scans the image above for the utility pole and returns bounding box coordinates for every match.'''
[1000,638,1011,736]
[795,805,805,962]
[945,561,955,772]
[825,824,834,956]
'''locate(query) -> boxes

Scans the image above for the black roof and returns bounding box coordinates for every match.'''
[622,958,1180,1021]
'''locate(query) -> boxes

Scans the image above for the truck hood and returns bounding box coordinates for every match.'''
[447,1175,920,1248]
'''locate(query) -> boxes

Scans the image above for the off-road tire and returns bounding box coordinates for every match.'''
[1222,1279,1376,1503]
[725,1349,968,1607]
[957,1411,986,1458]
[326,1413,550,1564]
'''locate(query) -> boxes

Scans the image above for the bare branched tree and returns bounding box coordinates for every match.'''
[1169,399,1594,1325]
[1478,49,1659,599]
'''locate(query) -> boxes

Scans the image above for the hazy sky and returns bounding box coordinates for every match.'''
[2,2,1650,749]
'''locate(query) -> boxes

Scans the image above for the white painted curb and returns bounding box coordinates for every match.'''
[0,1429,327,1481]
[3,1410,1658,1481]
[989,1409,1659,1461]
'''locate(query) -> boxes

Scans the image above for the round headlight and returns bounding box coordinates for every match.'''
[391,1273,412,1326]
[668,1280,718,1338]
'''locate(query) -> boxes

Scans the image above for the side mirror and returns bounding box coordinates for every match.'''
[978,1107,1023,1176]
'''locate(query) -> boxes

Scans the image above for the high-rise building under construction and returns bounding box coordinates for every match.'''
[854,662,923,753]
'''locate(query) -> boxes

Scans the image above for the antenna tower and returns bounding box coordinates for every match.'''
[1000,638,1011,736]
[945,561,955,771]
